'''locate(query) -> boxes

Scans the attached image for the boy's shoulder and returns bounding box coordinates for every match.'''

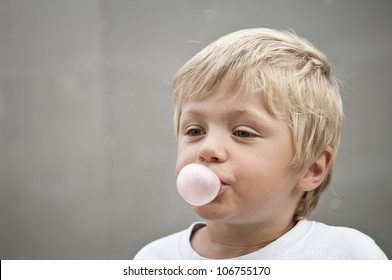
[299,220,387,259]
[133,222,204,260]
[133,230,183,260]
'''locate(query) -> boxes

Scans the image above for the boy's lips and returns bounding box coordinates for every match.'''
[217,180,229,196]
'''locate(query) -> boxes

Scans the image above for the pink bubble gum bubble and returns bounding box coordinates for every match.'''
[177,163,221,206]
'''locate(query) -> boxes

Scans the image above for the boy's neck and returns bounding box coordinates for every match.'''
[190,219,296,259]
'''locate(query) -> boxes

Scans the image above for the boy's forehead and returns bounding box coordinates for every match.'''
[183,77,260,103]
[179,93,274,123]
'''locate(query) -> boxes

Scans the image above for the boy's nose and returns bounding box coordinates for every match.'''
[197,133,228,163]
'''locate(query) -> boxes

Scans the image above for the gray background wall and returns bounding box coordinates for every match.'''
[0,0,391,259]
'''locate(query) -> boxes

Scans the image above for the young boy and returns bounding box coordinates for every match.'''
[134,28,387,259]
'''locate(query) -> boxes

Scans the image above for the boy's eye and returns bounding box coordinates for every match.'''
[186,128,205,137]
[233,130,255,138]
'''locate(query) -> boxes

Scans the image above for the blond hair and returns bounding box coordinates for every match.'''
[172,28,343,220]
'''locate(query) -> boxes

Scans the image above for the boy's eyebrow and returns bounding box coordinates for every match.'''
[181,108,275,126]
[230,109,275,127]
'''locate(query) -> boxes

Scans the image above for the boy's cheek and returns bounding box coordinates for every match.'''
[175,149,198,175]
[175,153,189,176]
[175,160,183,176]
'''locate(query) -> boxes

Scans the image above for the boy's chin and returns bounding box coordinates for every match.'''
[192,201,233,222]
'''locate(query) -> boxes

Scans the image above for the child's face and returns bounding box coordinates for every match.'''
[176,81,304,225]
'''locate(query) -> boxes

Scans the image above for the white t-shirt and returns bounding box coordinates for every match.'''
[134,220,387,260]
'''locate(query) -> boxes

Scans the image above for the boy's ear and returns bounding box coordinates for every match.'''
[296,146,334,192]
